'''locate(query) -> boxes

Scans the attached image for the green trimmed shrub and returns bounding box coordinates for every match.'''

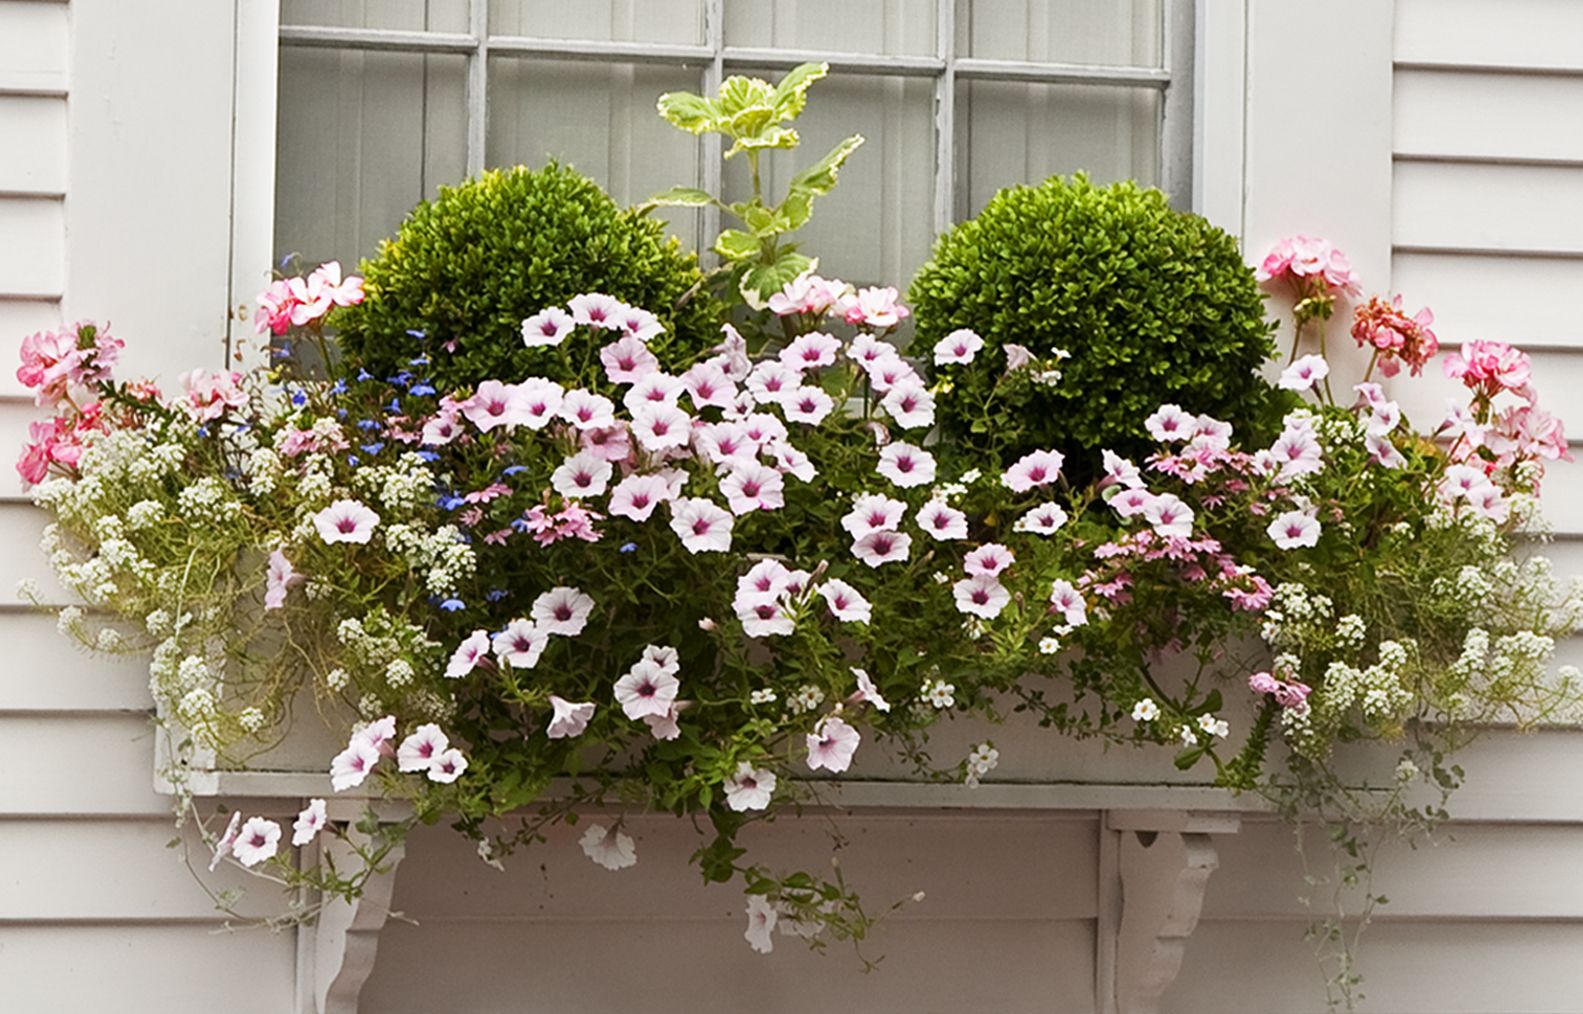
[909,174,1280,480]
[333,164,724,392]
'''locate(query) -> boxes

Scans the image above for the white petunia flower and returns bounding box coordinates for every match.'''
[313,499,380,545]
[1267,510,1321,550]
[292,798,328,847]
[745,894,778,953]
[531,586,596,637]
[579,822,637,870]
[805,716,862,772]
[330,739,382,792]
[232,817,282,868]
[493,619,549,669]
[396,723,450,772]
[724,761,778,811]
[614,659,680,720]
[546,695,596,739]
[445,629,492,679]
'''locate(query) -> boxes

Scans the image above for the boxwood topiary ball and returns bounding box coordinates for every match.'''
[909,174,1279,481]
[332,163,723,394]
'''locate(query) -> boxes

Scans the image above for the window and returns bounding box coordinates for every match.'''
[274,0,1189,288]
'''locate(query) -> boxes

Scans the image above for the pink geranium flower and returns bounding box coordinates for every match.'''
[851,529,912,568]
[933,328,984,365]
[263,549,300,610]
[1351,295,1438,378]
[1443,340,1533,401]
[546,696,597,739]
[916,500,968,541]
[179,368,248,423]
[669,498,734,553]
[614,658,680,719]
[600,335,660,384]
[877,442,936,488]
[1001,449,1065,492]
[839,286,909,329]
[806,716,862,772]
[445,630,492,679]
[953,575,1010,619]
[313,499,380,545]
[254,279,299,336]
[521,305,576,347]
[569,292,626,330]
[819,578,872,624]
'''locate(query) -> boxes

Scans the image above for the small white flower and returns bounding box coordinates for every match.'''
[1197,714,1230,739]
[924,679,957,710]
[1131,698,1160,722]
[231,816,282,867]
[579,822,637,870]
[1038,636,1061,655]
[1179,726,1198,747]
[750,688,777,705]
[292,798,328,846]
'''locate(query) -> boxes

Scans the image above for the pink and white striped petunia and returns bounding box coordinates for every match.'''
[546,696,597,739]
[313,499,380,545]
[559,388,617,430]
[842,493,908,538]
[599,335,660,385]
[877,443,936,489]
[397,723,451,772]
[445,629,492,679]
[531,586,595,637]
[264,549,300,610]
[427,748,468,783]
[493,619,549,669]
[1048,579,1088,627]
[720,462,786,515]
[291,798,327,847]
[818,578,872,624]
[521,305,576,347]
[608,472,674,523]
[551,451,614,500]
[881,380,935,430]
[953,575,1011,619]
[806,716,862,772]
[1001,449,1065,493]
[851,528,912,568]
[779,331,843,372]
[330,738,381,792]
[669,498,734,553]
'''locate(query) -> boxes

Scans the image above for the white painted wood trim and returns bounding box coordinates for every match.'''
[229,0,282,368]
[1192,0,1246,234]
[1113,820,1232,1014]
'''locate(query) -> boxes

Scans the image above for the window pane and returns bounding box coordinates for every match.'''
[725,0,936,55]
[957,0,1162,66]
[281,0,470,33]
[274,49,468,268]
[723,72,934,288]
[486,58,704,249]
[956,81,1160,218]
[488,0,703,45]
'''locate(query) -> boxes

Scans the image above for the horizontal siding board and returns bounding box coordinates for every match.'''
[1391,250,1583,347]
[1176,920,1583,1013]
[0,925,297,1013]
[0,195,64,295]
[0,503,71,606]
[393,814,1098,922]
[1395,0,1583,72]
[0,713,168,816]
[0,2,69,80]
[1394,69,1583,164]
[1393,161,1583,255]
[0,95,65,194]
[0,610,152,711]
[0,818,281,921]
[362,917,1097,1014]
[1204,819,1583,920]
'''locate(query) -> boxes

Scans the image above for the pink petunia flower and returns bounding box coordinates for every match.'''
[569,292,627,330]
[736,592,796,637]
[842,493,908,538]
[738,558,794,598]
[932,328,984,365]
[614,305,664,343]
[608,472,673,522]
[580,423,633,463]
[1143,492,1194,538]
[765,439,817,482]
[721,462,786,515]
[462,380,531,432]
[397,723,451,772]
[779,331,843,372]
[631,402,693,452]
[600,335,660,384]
[916,500,968,541]
[313,500,380,545]
[963,543,1014,578]
[851,529,912,568]
[232,817,282,868]
[445,630,492,679]
[819,578,872,624]
[782,386,835,426]
[1110,487,1155,519]
[953,574,1010,619]
[881,380,935,430]
[263,549,300,610]
[1145,404,1195,443]
[521,305,576,347]
[710,324,754,380]
[560,388,617,430]
[614,658,680,719]
[546,695,597,739]
[1101,449,1142,489]
[1048,580,1088,627]
[862,356,917,393]
[682,361,738,411]
[746,360,802,405]
[531,586,595,637]
[291,799,327,847]
[551,451,614,499]
[738,413,788,447]
[695,421,756,466]
[846,333,898,369]
[1279,354,1330,392]
[1002,449,1065,492]
[1267,510,1321,550]
[1014,502,1069,536]
[669,498,734,553]
[724,762,778,812]
[421,409,463,445]
[806,716,862,772]
[877,442,936,488]
[493,619,549,669]
[622,371,686,414]
[745,895,778,953]
[210,812,243,871]
[330,739,382,792]
[427,748,468,783]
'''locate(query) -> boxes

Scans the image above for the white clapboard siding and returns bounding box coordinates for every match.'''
[1395,0,1583,72]
[1393,161,1583,257]
[1391,251,1582,348]
[0,196,64,296]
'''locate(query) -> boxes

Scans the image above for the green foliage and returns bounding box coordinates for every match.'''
[333,163,723,394]
[647,63,864,305]
[909,174,1283,480]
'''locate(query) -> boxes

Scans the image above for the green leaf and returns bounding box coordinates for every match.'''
[779,189,814,230]
[727,104,779,141]
[788,134,865,196]
[714,229,761,262]
[655,90,718,134]
[770,62,829,121]
[716,76,775,119]
[740,249,814,305]
[637,186,717,215]
[1174,746,1207,770]
[728,126,800,158]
